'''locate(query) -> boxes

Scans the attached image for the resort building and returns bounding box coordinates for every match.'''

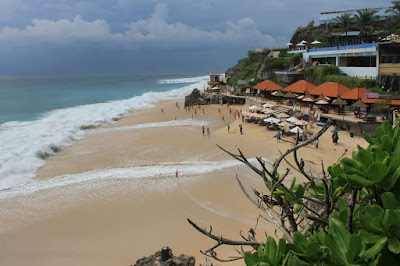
[288,43,379,78]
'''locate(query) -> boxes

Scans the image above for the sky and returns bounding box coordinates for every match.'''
[0,0,394,74]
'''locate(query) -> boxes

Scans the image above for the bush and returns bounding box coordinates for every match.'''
[244,122,400,266]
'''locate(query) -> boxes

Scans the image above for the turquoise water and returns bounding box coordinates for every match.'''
[0,72,204,124]
[0,72,209,191]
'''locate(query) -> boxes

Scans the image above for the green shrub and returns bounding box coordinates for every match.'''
[244,122,400,266]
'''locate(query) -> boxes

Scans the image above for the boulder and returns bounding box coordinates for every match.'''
[133,247,195,266]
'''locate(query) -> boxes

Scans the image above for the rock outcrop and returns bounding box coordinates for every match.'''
[133,247,196,266]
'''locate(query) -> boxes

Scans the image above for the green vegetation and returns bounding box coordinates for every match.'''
[244,122,400,265]
[227,58,260,86]
[304,66,377,89]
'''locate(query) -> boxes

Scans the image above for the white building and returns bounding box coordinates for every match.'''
[288,43,379,78]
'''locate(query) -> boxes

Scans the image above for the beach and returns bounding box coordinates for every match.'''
[0,98,367,265]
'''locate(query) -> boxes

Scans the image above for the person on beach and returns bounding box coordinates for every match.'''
[207,127,210,136]
[218,108,221,114]
[195,109,197,114]
[239,124,243,135]
[161,108,164,113]
[202,126,205,136]
[227,124,230,133]
[333,132,339,145]
[315,138,319,148]
[222,115,225,122]
[276,131,281,143]
[300,158,305,170]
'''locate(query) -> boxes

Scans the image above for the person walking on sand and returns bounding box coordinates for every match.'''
[161,108,164,113]
[207,127,210,136]
[239,124,243,135]
[276,131,281,143]
[202,126,205,136]
[227,124,230,133]
[300,158,305,170]
[222,115,225,122]
[218,108,221,114]
[315,138,319,148]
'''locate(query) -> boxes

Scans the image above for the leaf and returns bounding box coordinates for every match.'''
[367,162,387,183]
[346,174,373,188]
[329,164,343,178]
[295,184,304,199]
[382,121,393,138]
[388,237,400,254]
[360,237,387,261]
[381,192,399,209]
[328,218,349,264]
[364,132,378,145]
[388,137,400,173]
[244,251,259,266]
[381,134,392,153]
[370,145,386,162]
[383,166,400,190]
[338,197,348,213]
[376,126,384,142]
[293,232,308,253]
[266,236,278,265]
[346,235,362,263]
[358,149,373,166]
[290,177,296,190]
[358,230,383,245]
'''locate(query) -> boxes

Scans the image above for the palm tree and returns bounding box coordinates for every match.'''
[386,1,400,16]
[354,9,379,42]
[386,1,400,29]
[334,13,353,45]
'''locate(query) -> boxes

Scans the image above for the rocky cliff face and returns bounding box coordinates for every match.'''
[290,26,325,46]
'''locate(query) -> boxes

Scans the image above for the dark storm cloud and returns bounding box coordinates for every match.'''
[0,0,394,73]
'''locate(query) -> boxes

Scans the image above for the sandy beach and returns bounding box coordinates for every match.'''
[0,98,367,265]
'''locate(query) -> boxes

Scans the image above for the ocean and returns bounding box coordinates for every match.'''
[0,72,210,191]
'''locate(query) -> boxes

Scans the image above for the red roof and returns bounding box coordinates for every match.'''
[341,87,371,100]
[253,80,283,91]
[283,80,316,94]
[309,82,351,98]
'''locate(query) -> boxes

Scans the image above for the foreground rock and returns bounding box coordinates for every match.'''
[133,247,196,266]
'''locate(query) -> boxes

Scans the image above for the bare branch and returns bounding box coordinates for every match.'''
[187,219,262,247]
[236,177,294,242]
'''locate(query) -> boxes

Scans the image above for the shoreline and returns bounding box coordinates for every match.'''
[0,97,368,265]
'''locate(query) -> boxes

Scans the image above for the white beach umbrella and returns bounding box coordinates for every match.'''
[311,40,322,45]
[315,100,329,105]
[264,117,280,124]
[295,120,309,126]
[296,43,306,47]
[286,117,299,123]
[277,113,289,118]
[300,40,308,44]
[262,103,274,108]
[290,126,304,134]
[286,42,293,46]
[261,108,274,114]
[249,105,258,111]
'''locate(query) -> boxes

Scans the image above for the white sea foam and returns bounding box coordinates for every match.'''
[0,159,247,200]
[158,75,210,84]
[0,75,209,191]
[94,119,211,133]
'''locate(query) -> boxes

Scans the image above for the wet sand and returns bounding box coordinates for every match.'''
[0,99,367,265]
